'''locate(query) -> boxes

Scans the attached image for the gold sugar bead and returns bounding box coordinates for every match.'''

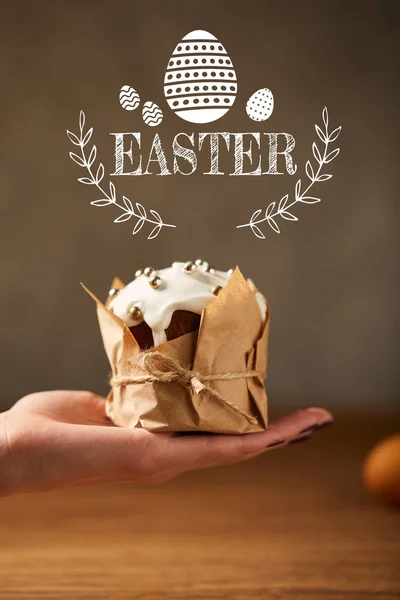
[195,259,205,266]
[144,267,155,277]
[204,265,215,274]
[184,261,197,274]
[128,304,142,320]
[211,285,223,296]
[108,288,120,297]
[135,269,144,278]
[149,276,161,289]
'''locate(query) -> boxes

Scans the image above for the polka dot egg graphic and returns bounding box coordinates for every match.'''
[246,88,274,122]
[164,30,237,124]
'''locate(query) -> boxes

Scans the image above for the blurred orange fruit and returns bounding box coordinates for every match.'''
[363,434,400,507]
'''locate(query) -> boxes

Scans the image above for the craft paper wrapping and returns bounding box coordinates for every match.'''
[84,268,269,434]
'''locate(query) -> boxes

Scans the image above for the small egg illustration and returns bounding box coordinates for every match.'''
[246,88,274,122]
[164,30,237,124]
[119,85,140,111]
[142,101,163,127]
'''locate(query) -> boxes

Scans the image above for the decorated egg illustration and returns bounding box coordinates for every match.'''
[142,101,163,127]
[164,30,237,124]
[246,88,274,122]
[119,85,140,111]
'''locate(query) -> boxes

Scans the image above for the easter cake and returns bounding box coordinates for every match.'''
[85,260,270,434]
[108,260,267,347]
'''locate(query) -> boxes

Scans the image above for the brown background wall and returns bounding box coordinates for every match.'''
[0,0,398,411]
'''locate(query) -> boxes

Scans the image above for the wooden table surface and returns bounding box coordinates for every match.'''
[0,416,399,600]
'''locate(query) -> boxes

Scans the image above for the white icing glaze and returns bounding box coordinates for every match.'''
[255,291,267,323]
[109,261,266,346]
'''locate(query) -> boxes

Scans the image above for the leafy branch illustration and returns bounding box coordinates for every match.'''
[67,110,176,239]
[237,107,341,238]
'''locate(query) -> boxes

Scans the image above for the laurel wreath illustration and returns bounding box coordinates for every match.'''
[67,111,176,239]
[237,107,341,238]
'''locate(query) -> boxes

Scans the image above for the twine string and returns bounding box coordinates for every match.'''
[110,351,260,425]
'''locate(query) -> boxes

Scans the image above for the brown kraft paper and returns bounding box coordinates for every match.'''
[83,268,269,434]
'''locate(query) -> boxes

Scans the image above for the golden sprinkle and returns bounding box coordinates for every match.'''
[211,285,223,296]
[144,267,155,277]
[149,276,161,289]
[108,288,120,297]
[204,264,215,274]
[184,261,197,274]
[195,259,205,266]
[135,269,144,278]
[128,304,142,320]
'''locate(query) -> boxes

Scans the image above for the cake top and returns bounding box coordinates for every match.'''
[109,260,265,346]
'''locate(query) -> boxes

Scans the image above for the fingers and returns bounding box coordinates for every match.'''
[165,407,333,471]
[265,407,333,442]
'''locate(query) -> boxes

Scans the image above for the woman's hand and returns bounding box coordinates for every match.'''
[0,390,332,496]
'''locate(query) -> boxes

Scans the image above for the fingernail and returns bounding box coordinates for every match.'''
[290,434,312,444]
[300,420,334,434]
[315,420,334,430]
[299,424,318,434]
[267,439,285,448]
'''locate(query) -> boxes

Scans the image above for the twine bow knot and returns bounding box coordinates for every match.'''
[138,352,208,396]
[110,351,260,425]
